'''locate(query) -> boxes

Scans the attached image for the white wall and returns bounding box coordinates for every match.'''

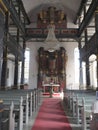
[61,42,79,89]
[46,42,78,89]
[27,42,38,89]
[26,40,79,90]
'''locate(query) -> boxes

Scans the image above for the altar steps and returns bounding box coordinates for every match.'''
[42,92,62,98]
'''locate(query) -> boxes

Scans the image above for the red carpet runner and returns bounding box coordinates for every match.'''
[32,98,72,130]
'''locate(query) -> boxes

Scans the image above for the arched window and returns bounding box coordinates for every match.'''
[89,54,97,88]
[24,48,30,83]
[74,48,80,85]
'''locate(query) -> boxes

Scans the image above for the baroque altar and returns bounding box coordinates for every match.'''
[37,47,67,93]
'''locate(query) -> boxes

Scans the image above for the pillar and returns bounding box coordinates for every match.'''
[14,2,20,87]
[78,39,83,89]
[78,14,84,89]
[85,26,90,88]
[84,5,90,89]
[14,28,19,87]
[1,11,9,88]
[0,12,5,86]
[21,40,26,84]
[97,55,98,88]
[95,11,98,88]
[85,58,90,89]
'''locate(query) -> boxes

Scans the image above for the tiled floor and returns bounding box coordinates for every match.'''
[23,96,81,130]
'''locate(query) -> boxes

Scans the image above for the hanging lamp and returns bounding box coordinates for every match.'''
[44,24,60,52]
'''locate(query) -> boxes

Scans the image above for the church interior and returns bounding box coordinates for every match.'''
[0,0,98,130]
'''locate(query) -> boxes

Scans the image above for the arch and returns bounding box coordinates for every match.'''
[7,54,15,87]
[89,54,97,89]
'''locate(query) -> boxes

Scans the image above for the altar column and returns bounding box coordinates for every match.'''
[60,47,66,90]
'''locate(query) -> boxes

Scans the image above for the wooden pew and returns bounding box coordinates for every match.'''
[0,93,29,124]
[0,88,41,113]
[0,88,41,130]
[11,88,38,113]
[75,95,95,124]
[9,101,15,130]
[3,97,23,130]
[90,91,98,130]
[1,101,15,130]
[0,89,33,122]
[0,100,9,130]
[72,95,95,129]
[81,98,92,130]
[0,93,28,129]
[63,90,96,130]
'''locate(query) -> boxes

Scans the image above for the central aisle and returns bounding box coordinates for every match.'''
[32,98,72,130]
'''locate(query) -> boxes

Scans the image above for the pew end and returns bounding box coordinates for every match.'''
[90,100,98,130]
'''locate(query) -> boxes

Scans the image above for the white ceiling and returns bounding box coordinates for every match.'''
[22,0,82,23]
